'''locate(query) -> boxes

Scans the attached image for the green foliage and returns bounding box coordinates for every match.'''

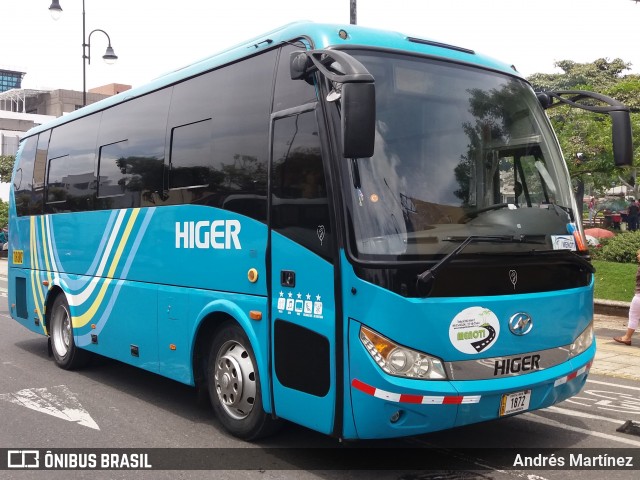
[605,75,640,111]
[0,155,15,183]
[0,200,7,228]
[528,58,631,91]
[592,259,636,302]
[590,231,640,263]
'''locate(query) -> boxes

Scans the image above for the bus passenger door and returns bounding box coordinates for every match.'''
[269,107,337,434]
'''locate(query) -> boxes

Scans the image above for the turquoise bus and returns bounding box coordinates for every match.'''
[8,22,632,440]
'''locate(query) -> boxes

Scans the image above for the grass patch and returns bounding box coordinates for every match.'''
[592,260,636,302]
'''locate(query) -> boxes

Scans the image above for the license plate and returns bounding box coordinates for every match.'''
[13,250,23,265]
[499,389,531,416]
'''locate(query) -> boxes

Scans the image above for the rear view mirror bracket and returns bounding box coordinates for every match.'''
[290,49,374,84]
[537,90,633,166]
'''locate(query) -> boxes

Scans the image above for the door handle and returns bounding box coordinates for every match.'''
[280,270,295,288]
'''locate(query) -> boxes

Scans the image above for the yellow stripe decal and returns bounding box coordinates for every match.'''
[29,217,46,332]
[40,216,54,295]
[72,209,140,328]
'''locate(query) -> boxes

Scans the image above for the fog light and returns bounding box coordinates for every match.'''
[390,410,402,423]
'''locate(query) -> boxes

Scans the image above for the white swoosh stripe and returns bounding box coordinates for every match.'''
[67,210,126,307]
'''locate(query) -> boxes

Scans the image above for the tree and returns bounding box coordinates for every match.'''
[528,58,631,91]
[0,155,13,228]
[0,155,15,183]
[0,200,7,228]
[527,59,640,207]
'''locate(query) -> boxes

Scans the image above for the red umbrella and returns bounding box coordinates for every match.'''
[584,228,615,238]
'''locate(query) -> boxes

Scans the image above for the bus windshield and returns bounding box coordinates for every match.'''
[344,51,577,261]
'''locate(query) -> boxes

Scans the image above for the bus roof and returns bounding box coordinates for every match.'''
[22,21,521,138]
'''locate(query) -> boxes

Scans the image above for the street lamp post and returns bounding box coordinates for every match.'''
[49,0,118,107]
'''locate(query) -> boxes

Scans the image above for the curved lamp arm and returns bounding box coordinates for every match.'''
[86,29,118,65]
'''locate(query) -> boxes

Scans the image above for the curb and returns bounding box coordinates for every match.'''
[594,299,629,318]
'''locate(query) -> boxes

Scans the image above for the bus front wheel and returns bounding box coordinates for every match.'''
[50,294,91,370]
[207,322,280,440]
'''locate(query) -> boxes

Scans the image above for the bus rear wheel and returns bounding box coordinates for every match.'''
[50,294,90,370]
[207,322,280,440]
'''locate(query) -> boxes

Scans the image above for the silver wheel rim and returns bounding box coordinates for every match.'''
[52,304,72,358]
[214,340,256,420]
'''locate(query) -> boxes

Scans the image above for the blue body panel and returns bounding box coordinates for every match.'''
[341,253,594,439]
[269,233,336,434]
[8,207,270,388]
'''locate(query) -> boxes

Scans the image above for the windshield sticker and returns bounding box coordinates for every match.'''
[449,307,500,354]
[551,235,576,251]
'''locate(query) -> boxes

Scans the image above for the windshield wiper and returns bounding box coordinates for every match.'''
[416,235,521,284]
[464,203,509,219]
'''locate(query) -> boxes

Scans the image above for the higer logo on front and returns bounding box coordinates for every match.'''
[175,220,242,249]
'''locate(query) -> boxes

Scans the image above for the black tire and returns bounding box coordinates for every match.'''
[49,294,91,370]
[207,322,280,440]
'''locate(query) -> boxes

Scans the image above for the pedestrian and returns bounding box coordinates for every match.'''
[627,200,639,231]
[588,197,596,226]
[613,248,640,346]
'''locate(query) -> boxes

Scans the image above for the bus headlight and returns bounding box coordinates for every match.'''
[359,326,447,379]
[569,322,594,358]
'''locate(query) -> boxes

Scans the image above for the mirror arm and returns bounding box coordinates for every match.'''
[537,89,633,167]
[290,49,374,84]
[539,89,629,114]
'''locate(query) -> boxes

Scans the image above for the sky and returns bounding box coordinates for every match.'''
[1,0,639,200]
[2,0,640,91]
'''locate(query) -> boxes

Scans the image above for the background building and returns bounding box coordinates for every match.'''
[0,69,130,201]
[0,68,25,93]
[0,73,131,156]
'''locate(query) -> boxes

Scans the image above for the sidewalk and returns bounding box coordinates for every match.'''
[0,258,636,379]
[592,311,640,381]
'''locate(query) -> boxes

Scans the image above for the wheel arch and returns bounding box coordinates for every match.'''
[191,299,272,414]
[43,285,65,336]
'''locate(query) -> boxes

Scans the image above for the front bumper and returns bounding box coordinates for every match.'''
[347,325,594,439]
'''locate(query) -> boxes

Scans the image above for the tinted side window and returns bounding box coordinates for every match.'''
[96,89,171,210]
[32,130,50,214]
[162,50,277,223]
[46,114,100,213]
[273,43,318,112]
[169,119,212,189]
[14,135,37,216]
[98,140,145,202]
[271,110,332,259]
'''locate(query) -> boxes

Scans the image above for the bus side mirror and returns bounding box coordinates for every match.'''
[341,82,375,158]
[536,92,553,109]
[290,49,376,158]
[610,109,633,166]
